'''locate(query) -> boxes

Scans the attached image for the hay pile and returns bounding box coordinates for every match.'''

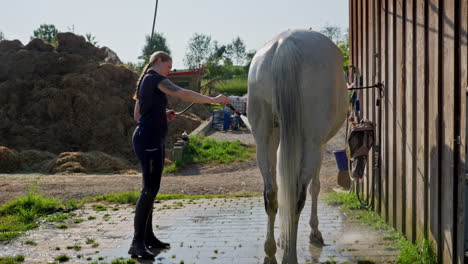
[0,146,21,173]
[47,151,133,174]
[0,33,136,160]
[0,32,210,173]
[19,149,56,171]
[0,146,137,174]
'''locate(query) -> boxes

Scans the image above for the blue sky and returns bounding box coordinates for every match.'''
[1,0,349,69]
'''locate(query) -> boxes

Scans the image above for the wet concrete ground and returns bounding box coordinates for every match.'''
[0,196,399,264]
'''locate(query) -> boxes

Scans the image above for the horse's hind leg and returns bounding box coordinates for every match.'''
[250,102,279,264]
[304,145,325,246]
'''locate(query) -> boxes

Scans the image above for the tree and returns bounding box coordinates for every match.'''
[337,31,349,72]
[85,33,99,47]
[320,24,342,43]
[0,31,4,41]
[184,33,212,69]
[32,24,59,44]
[227,37,247,65]
[245,49,256,69]
[139,33,171,63]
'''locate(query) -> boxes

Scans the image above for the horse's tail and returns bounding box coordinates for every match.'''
[271,38,304,250]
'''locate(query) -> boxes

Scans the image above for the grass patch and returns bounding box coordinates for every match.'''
[86,192,140,205]
[323,192,437,264]
[323,192,363,210]
[396,239,437,264]
[110,258,136,264]
[213,77,247,96]
[87,192,259,205]
[0,255,25,264]
[164,134,255,173]
[0,191,80,242]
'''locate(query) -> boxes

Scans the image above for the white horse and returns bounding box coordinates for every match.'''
[247,29,347,264]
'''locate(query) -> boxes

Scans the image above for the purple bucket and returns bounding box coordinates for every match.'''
[333,150,349,171]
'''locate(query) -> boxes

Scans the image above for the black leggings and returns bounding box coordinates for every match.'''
[132,126,165,193]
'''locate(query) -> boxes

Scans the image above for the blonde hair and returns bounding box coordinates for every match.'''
[133,51,172,100]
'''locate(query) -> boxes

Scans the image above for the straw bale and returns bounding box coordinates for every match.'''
[0,146,21,173]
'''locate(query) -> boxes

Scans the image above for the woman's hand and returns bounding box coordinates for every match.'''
[212,94,231,105]
[166,110,176,121]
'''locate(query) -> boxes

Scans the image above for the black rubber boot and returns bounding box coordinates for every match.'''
[145,207,171,249]
[128,189,156,260]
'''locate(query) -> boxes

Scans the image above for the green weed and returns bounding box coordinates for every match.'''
[357,260,375,264]
[396,239,437,264]
[66,244,81,251]
[110,258,136,264]
[92,204,107,211]
[24,240,37,246]
[54,254,70,262]
[0,255,25,264]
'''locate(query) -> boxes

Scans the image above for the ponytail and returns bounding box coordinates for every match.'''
[133,63,152,100]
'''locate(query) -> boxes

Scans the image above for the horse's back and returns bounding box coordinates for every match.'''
[248,29,347,142]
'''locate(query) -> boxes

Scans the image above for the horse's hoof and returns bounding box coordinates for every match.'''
[309,231,324,246]
[263,256,278,264]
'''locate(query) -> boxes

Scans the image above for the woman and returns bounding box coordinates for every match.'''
[129,51,230,259]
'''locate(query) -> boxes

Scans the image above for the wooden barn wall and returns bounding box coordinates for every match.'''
[349,0,467,263]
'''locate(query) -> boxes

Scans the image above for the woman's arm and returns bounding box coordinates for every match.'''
[158,79,230,104]
[133,100,141,121]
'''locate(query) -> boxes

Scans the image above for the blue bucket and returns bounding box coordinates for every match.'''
[333,150,348,171]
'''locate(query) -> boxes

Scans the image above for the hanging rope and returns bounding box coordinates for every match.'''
[150,0,159,41]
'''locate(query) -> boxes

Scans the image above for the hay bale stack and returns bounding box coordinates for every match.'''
[0,146,21,173]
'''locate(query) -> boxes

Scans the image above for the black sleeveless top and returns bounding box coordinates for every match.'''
[137,70,168,138]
